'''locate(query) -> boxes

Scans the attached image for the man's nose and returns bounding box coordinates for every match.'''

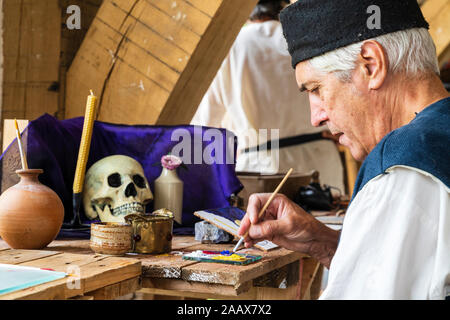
[310,101,328,127]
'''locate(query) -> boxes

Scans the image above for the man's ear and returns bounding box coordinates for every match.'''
[357,40,388,90]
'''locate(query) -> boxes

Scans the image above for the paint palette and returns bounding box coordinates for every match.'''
[182,250,262,266]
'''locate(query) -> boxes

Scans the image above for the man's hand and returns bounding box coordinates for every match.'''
[238,193,340,268]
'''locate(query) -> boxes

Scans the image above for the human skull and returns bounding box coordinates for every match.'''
[83,155,153,223]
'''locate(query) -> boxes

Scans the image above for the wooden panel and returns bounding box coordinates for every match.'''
[141,277,252,296]
[85,276,140,299]
[138,283,300,300]
[76,256,141,293]
[185,0,222,17]
[1,0,61,128]
[0,249,61,264]
[0,250,141,300]
[65,0,258,125]
[421,0,448,19]
[0,0,103,143]
[18,251,106,269]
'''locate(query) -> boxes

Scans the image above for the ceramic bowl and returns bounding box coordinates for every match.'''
[90,222,132,256]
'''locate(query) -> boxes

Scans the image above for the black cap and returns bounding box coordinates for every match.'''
[280,0,429,68]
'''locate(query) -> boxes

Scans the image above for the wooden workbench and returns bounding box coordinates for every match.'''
[0,236,323,300]
[0,247,141,300]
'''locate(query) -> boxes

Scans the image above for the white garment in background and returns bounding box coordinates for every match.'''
[191,21,344,192]
[320,166,450,299]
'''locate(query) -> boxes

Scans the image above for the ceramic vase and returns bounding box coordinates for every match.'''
[153,168,183,224]
[0,169,64,249]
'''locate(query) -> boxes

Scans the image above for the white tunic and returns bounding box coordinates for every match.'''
[320,166,450,299]
[191,21,344,191]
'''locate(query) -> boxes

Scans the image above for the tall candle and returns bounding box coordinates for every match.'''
[73,90,97,194]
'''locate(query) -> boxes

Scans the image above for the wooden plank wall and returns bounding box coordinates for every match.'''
[58,0,103,119]
[2,0,61,123]
[64,0,258,125]
[0,0,102,146]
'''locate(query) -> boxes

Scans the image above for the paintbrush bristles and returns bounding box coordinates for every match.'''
[232,168,294,252]
[14,119,28,170]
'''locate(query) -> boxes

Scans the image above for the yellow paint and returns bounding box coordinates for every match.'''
[212,254,246,262]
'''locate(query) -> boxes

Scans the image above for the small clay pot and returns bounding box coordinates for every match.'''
[90,222,132,256]
[0,169,64,249]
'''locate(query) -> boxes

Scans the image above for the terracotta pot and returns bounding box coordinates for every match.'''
[0,169,64,249]
[90,222,132,256]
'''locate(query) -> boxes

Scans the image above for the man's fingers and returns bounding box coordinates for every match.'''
[238,193,272,237]
[242,220,283,248]
[237,214,251,237]
[248,219,285,242]
[246,193,273,224]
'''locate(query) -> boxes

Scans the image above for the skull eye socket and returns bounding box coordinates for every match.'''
[133,174,146,188]
[108,173,122,188]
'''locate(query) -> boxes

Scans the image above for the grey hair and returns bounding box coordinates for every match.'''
[309,28,440,81]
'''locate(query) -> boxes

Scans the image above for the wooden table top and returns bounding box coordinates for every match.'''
[0,245,141,300]
[0,236,304,298]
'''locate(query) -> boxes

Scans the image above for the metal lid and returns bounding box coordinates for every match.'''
[124,208,174,224]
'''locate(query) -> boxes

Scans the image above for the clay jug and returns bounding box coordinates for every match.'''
[0,169,64,249]
[153,168,183,225]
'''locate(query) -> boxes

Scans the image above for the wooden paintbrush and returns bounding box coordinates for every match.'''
[233,168,294,252]
[14,119,28,170]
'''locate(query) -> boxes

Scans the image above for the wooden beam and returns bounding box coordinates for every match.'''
[64,0,258,125]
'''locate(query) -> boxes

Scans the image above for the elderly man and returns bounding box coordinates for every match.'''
[238,0,450,299]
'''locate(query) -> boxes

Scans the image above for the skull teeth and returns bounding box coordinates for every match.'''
[112,202,144,216]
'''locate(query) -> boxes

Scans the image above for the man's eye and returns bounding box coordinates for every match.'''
[311,87,319,93]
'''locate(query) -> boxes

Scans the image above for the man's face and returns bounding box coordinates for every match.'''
[295,61,376,161]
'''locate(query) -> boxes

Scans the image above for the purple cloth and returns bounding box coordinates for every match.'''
[0,114,243,237]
